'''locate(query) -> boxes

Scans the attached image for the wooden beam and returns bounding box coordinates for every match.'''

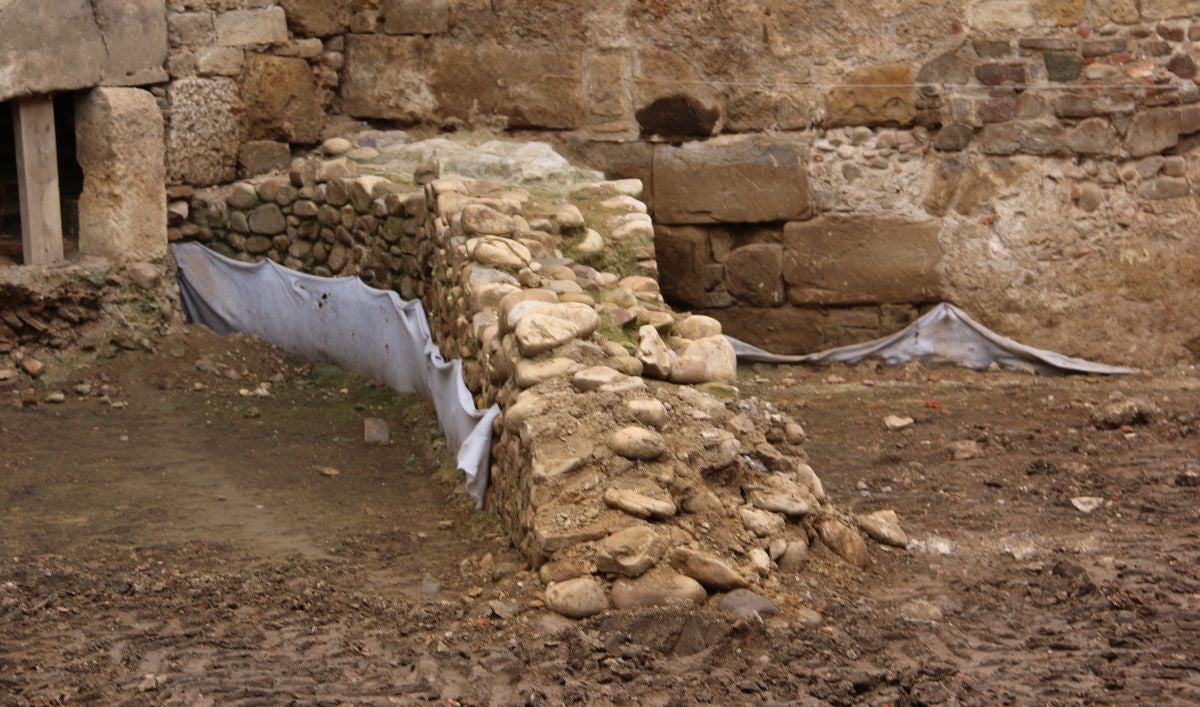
[13,95,64,266]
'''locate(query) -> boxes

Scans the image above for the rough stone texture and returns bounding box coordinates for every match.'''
[75,88,167,262]
[654,226,709,308]
[167,77,242,186]
[825,64,916,128]
[238,140,292,178]
[724,244,784,307]
[382,0,451,35]
[0,0,167,102]
[653,139,811,224]
[280,0,350,37]
[783,217,945,305]
[241,54,326,144]
[214,8,288,47]
[342,35,435,123]
[428,42,585,130]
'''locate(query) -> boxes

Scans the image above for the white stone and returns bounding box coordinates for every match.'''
[674,315,723,339]
[514,313,579,357]
[467,236,532,269]
[668,336,738,384]
[545,577,609,619]
[595,526,667,577]
[607,427,667,462]
[636,325,672,379]
[603,484,676,519]
[626,399,668,429]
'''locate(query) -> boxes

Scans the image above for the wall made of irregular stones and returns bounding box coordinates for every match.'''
[180,150,910,617]
[158,0,1200,365]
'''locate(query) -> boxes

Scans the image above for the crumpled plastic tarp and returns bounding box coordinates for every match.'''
[171,242,500,507]
[728,302,1136,376]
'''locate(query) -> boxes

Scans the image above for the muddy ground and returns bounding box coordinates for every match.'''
[2,326,1199,705]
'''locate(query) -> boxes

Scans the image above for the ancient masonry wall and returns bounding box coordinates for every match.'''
[181,151,909,616]
[157,0,1200,366]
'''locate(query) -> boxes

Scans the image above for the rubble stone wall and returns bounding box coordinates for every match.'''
[180,151,905,616]
[155,0,1200,365]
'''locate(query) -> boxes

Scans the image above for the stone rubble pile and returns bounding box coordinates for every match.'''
[182,144,904,619]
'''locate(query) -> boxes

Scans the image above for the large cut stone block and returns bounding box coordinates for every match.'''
[215,8,288,46]
[782,217,944,305]
[0,0,167,101]
[1141,0,1200,19]
[824,64,916,128]
[342,35,435,123]
[428,42,585,129]
[652,138,811,225]
[166,77,242,186]
[382,0,451,34]
[654,225,710,308]
[242,54,325,143]
[725,244,784,307]
[76,88,167,261]
[280,0,349,36]
[96,0,169,86]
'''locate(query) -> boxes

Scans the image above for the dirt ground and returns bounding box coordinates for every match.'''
[2,326,1200,705]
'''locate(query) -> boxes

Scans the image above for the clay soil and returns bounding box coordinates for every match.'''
[3,326,1200,705]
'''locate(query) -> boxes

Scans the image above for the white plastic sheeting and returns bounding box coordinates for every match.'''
[729,302,1136,376]
[171,243,500,507]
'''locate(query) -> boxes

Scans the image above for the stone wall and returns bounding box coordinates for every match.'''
[155,0,1200,366]
[179,147,907,617]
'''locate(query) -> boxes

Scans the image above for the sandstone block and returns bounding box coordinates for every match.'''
[782,217,944,305]
[342,35,434,123]
[215,8,288,46]
[382,0,451,35]
[1066,118,1118,155]
[97,0,169,86]
[653,139,811,224]
[429,42,585,129]
[1124,108,1180,158]
[967,0,1036,30]
[1034,0,1085,25]
[825,64,915,128]
[76,87,167,262]
[167,77,241,186]
[242,54,325,144]
[654,225,710,308]
[1141,0,1200,19]
[724,244,784,307]
[197,47,245,77]
[916,52,973,85]
[238,140,291,178]
[0,0,167,102]
[280,0,350,36]
[633,49,722,138]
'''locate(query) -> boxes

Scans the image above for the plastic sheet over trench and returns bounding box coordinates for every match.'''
[171,242,500,507]
[729,302,1136,376]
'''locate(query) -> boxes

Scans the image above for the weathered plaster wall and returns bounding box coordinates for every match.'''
[155,0,1200,365]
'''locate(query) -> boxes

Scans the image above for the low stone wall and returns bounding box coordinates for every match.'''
[180,147,905,617]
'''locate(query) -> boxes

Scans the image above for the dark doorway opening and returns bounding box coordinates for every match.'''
[55,92,83,257]
[0,93,84,265]
[0,102,18,264]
